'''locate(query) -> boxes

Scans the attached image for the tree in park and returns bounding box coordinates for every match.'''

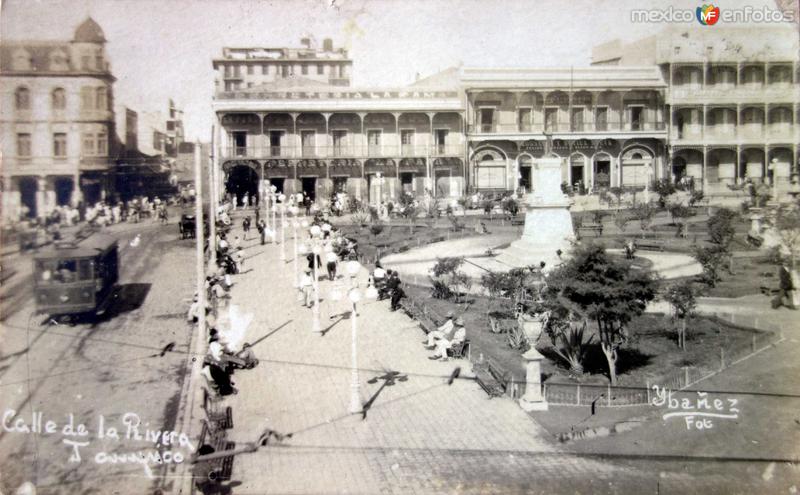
[707,207,738,274]
[430,257,472,303]
[668,203,694,238]
[773,206,800,270]
[398,191,417,234]
[652,178,677,209]
[693,245,726,287]
[630,203,656,238]
[663,280,697,350]
[545,244,658,385]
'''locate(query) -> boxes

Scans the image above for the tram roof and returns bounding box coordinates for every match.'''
[34,233,118,260]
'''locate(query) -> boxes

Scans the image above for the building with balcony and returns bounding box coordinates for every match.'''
[212,49,466,203]
[0,17,116,220]
[593,26,800,195]
[463,66,668,193]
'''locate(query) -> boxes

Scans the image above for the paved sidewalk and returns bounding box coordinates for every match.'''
[212,222,649,494]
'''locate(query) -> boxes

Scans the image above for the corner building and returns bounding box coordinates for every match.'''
[593,26,800,195]
[1,18,116,220]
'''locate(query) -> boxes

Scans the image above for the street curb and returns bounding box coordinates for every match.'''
[162,323,206,495]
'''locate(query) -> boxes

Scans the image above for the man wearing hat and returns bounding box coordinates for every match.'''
[429,317,466,361]
[424,310,455,348]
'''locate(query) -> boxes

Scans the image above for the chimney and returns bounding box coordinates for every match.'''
[300,37,311,48]
[415,72,420,81]
[323,38,333,52]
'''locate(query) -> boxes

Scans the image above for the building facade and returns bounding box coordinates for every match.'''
[214,29,800,205]
[463,67,668,194]
[212,41,464,204]
[593,27,800,195]
[1,17,116,220]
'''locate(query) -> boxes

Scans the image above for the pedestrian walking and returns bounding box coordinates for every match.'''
[299,268,313,307]
[257,218,267,245]
[325,249,338,281]
[242,216,252,240]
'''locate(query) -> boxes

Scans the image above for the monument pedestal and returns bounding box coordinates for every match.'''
[496,158,574,271]
[519,347,548,411]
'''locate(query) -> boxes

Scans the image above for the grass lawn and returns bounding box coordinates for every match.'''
[347,212,775,395]
[539,313,771,388]
[688,253,782,298]
[406,281,771,392]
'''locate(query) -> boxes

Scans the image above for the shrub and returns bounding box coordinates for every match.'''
[430,279,453,300]
[506,324,531,352]
[369,223,384,236]
[693,245,725,287]
[548,320,594,374]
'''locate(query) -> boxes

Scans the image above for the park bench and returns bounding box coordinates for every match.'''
[473,360,508,398]
[397,243,410,253]
[195,420,236,483]
[747,232,764,247]
[510,218,525,227]
[634,240,666,252]
[203,387,234,430]
[446,339,470,360]
[577,223,603,238]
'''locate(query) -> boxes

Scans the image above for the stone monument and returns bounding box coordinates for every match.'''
[496,157,575,270]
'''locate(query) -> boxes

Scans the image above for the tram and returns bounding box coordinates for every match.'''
[32,229,119,318]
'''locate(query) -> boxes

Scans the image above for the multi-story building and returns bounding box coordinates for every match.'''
[1,17,116,220]
[114,102,183,201]
[214,28,799,205]
[166,99,184,157]
[463,66,668,193]
[593,26,799,194]
[212,37,352,94]
[212,41,464,203]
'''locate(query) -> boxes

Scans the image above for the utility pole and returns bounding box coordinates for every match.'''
[194,139,206,336]
[208,126,217,269]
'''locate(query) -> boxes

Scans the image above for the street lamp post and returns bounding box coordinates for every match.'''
[279,194,287,261]
[264,187,272,229]
[345,260,377,414]
[769,158,779,202]
[374,172,384,208]
[270,185,278,236]
[311,242,322,335]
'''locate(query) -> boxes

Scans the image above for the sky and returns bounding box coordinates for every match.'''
[1,0,793,141]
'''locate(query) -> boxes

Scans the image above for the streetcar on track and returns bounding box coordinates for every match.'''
[32,228,119,319]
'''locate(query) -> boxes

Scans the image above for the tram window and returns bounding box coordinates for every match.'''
[78,260,93,280]
[38,261,54,282]
[53,260,77,283]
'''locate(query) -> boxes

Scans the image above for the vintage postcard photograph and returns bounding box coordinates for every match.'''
[1,0,799,493]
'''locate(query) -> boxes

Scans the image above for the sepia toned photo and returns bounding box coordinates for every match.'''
[0,0,799,493]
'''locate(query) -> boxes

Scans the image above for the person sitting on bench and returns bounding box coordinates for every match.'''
[423,311,454,348]
[429,317,466,361]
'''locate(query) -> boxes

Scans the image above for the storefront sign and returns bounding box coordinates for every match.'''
[572,139,594,151]
[228,90,458,100]
[520,140,544,152]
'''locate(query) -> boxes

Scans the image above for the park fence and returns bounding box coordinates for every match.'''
[543,315,784,407]
[398,286,786,408]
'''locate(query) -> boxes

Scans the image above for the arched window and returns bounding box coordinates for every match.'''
[15,87,30,110]
[52,88,66,110]
[631,152,643,160]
